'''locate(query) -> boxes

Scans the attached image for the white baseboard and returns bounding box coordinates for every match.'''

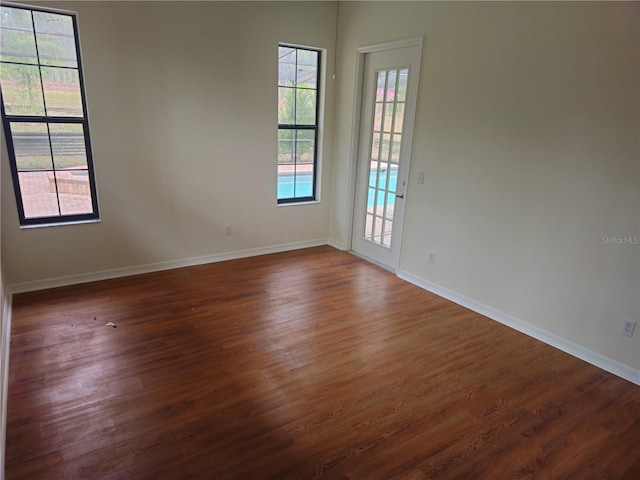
[397,269,640,386]
[0,290,12,480]
[327,238,345,251]
[10,239,330,294]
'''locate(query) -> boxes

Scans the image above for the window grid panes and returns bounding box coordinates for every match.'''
[364,68,408,247]
[277,45,320,203]
[0,4,98,226]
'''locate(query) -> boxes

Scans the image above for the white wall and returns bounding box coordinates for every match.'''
[331,1,640,372]
[1,1,337,285]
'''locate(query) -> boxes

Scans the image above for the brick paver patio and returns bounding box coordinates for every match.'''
[18,171,93,218]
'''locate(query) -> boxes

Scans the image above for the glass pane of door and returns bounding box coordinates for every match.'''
[362,68,408,248]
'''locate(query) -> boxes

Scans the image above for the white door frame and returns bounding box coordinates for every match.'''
[343,36,423,266]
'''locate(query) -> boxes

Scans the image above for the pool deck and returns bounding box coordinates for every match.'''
[277,163,313,175]
[16,171,93,218]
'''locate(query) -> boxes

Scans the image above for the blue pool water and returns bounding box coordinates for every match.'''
[278,168,398,206]
[277,174,313,199]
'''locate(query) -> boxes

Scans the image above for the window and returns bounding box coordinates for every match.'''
[277,45,320,204]
[0,4,98,226]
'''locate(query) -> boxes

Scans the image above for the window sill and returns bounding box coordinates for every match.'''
[277,200,321,207]
[20,218,101,229]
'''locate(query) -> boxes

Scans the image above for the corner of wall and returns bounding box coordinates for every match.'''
[327,238,346,251]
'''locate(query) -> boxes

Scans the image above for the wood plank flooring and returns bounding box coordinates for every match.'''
[5,246,640,479]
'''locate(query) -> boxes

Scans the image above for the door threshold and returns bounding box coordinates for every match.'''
[349,250,396,273]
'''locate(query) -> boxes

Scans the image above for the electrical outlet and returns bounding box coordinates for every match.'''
[225,225,232,236]
[621,318,636,337]
[428,251,436,264]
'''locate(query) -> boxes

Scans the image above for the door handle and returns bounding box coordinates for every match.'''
[396,193,404,199]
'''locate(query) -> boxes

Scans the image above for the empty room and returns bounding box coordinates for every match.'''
[0,1,639,478]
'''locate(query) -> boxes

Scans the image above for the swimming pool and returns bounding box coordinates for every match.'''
[278,168,398,206]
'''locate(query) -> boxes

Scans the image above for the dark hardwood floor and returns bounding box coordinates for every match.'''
[5,246,640,479]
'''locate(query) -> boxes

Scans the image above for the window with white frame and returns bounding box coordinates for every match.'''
[0,4,99,226]
[277,45,320,204]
